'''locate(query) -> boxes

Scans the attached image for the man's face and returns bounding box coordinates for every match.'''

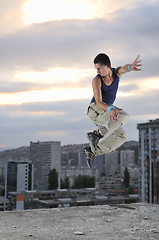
[94,63,111,77]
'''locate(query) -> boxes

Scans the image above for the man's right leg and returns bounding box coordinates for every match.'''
[84,146,95,168]
[87,130,103,153]
[85,104,105,167]
[86,103,109,154]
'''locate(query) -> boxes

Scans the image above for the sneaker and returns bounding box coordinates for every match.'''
[84,147,95,168]
[87,132,101,153]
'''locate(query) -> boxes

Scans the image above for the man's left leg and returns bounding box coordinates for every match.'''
[95,126,128,156]
[87,107,129,154]
[85,126,127,168]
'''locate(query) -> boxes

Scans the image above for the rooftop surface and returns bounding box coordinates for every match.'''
[137,118,159,128]
[0,203,159,240]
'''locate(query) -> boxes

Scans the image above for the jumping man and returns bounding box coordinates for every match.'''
[85,53,142,168]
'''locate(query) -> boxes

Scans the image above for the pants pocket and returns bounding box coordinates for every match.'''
[87,107,99,122]
[96,111,109,129]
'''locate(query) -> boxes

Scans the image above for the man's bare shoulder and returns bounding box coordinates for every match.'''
[92,75,101,87]
[93,75,101,82]
[115,66,122,77]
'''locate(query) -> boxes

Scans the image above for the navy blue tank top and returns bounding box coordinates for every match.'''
[90,68,119,105]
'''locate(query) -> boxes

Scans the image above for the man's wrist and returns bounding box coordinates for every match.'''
[107,106,115,113]
[128,64,132,71]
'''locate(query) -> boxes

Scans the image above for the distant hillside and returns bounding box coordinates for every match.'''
[121,141,139,149]
[0,141,139,165]
[61,143,89,153]
[118,141,139,164]
[0,146,30,165]
[62,141,139,153]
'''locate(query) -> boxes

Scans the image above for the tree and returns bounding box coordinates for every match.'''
[123,167,130,188]
[72,175,95,189]
[69,152,78,166]
[61,177,70,189]
[48,169,58,190]
[128,186,134,194]
[65,177,70,189]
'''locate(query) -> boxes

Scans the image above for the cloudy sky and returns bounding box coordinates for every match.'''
[0,0,159,149]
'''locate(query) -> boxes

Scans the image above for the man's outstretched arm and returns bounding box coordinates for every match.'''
[116,55,142,77]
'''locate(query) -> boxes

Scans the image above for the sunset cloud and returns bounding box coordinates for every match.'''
[0,0,159,148]
[0,0,27,34]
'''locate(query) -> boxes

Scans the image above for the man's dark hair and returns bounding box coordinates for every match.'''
[94,53,111,67]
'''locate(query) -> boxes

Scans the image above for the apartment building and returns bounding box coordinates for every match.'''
[30,141,61,190]
[105,151,119,177]
[137,119,159,203]
[5,161,33,193]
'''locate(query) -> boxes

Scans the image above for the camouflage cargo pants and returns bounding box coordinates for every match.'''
[87,102,130,156]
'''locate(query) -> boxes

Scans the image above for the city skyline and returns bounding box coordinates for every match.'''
[0,0,159,149]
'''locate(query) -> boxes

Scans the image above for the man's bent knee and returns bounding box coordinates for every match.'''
[123,131,128,141]
[119,110,130,126]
